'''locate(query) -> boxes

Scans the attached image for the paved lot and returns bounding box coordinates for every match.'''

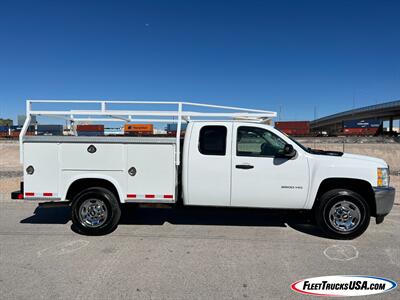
[0,201,399,299]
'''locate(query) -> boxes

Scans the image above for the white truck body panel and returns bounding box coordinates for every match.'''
[184,122,233,206]
[61,143,125,170]
[24,143,60,199]
[23,137,177,203]
[126,144,176,201]
[61,171,127,203]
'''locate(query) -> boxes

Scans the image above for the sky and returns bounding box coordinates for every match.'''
[0,0,399,123]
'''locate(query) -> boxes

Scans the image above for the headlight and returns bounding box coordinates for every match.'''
[377,168,389,187]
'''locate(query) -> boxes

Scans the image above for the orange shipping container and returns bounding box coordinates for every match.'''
[124,124,154,133]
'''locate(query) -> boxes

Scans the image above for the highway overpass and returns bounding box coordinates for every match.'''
[310,100,400,134]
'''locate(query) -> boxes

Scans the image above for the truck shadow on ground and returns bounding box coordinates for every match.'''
[20,204,330,238]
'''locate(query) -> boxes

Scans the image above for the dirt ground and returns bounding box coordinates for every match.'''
[0,141,21,201]
[0,140,399,204]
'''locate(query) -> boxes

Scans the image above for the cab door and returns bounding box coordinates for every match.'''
[231,124,309,208]
[185,122,232,206]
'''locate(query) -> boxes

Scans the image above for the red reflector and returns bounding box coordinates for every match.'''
[43,192,53,197]
[127,194,137,198]
[25,192,35,196]
[163,194,173,199]
[145,194,155,198]
[18,193,23,199]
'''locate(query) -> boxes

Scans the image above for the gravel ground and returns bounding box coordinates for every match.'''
[0,141,22,201]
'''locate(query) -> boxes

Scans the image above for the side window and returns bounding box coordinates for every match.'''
[199,125,227,156]
[237,126,286,157]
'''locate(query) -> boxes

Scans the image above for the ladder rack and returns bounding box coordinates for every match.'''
[20,100,277,165]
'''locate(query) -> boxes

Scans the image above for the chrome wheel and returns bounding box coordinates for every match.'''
[79,198,108,228]
[328,200,361,232]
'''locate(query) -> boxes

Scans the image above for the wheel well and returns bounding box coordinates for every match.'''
[66,178,120,202]
[313,178,376,216]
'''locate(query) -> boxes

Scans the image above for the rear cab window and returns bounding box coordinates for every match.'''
[199,125,227,156]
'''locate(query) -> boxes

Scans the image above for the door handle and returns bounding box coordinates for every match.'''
[236,164,254,169]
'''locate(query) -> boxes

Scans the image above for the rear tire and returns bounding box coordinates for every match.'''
[71,187,121,235]
[315,189,370,239]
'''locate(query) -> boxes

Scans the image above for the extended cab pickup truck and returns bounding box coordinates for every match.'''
[12,100,395,239]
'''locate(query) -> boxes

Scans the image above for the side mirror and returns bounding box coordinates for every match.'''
[277,144,296,158]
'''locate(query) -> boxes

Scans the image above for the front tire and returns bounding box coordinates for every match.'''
[71,187,121,235]
[315,189,370,239]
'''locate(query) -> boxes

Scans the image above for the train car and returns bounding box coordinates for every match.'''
[76,125,104,132]
[11,125,35,132]
[342,119,381,136]
[166,123,188,132]
[76,125,104,136]
[0,126,9,138]
[274,121,310,136]
[77,131,104,136]
[5,125,35,138]
[9,131,34,138]
[37,125,63,136]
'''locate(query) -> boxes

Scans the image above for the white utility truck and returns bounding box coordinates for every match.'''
[12,100,395,239]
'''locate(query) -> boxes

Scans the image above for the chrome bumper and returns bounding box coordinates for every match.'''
[373,187,395,217]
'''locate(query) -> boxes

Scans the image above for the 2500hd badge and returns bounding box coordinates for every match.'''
[281,185,303,189]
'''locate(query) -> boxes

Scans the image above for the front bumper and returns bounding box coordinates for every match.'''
[373,187,395,217]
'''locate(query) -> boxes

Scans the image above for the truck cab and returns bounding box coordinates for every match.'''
[182,121,395,238]
[183,122,310,209]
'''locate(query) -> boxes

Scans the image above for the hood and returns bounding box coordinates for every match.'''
[342,153,387,167]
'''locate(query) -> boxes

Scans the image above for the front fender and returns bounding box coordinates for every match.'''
[304,155,377,209]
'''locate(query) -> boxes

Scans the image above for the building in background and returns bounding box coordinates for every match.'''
[0,118,13,126]
[18,115,36,126]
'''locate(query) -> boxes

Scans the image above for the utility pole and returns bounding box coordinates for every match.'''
[314,105,317,121]
[313,105,317,148]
